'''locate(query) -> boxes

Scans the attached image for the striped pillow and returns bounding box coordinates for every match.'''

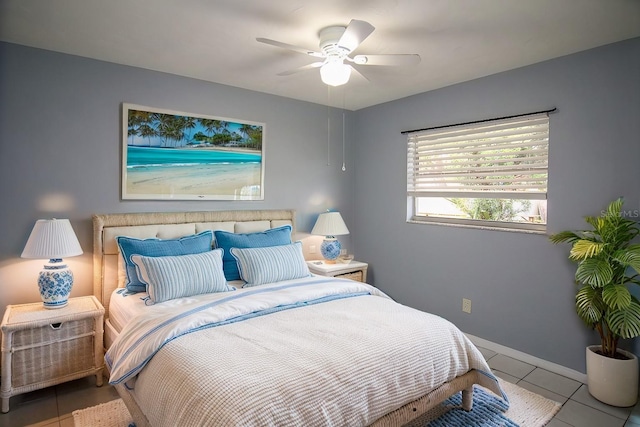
[131,249,232,303]
[214,225,292,281]
[230,242,310,287]
[117,231,213,293]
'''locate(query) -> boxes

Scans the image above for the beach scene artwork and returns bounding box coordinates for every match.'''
[122,103,264,200]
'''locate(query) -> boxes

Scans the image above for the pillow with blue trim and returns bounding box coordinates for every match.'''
[214,225,292,281]
[131,249,232,304]
[117,231,213,293]
[230,241,310,287]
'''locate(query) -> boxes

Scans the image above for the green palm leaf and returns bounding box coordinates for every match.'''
[584,216,603,232]
[606,301,640,339]
[549,231,581,245]
[613,246,640,273]
[606,198,624,218]
[569,239,604,260]
[602,283,631,310]
[575,258,613,287]
[575,285,603,325]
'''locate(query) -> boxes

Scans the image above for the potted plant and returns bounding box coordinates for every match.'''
[550,198,640,407]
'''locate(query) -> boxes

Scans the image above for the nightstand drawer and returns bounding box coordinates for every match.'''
[11,333,95,388]
[12,318,94,348]
[335,270,364,282]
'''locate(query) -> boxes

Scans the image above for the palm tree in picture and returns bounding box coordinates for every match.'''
[181,116,197,146]
[199,118,220,146]
[127,110,152,145]
[138,124,157,147]
[239,124,262,150]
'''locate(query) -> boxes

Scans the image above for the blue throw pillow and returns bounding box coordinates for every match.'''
[231,242,310,287]
[214,225,292,281]
[117,231,213,293]
[131,249,232,304]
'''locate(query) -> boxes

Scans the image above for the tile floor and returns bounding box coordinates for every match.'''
[1,346,640,426]
[478,347,640,427]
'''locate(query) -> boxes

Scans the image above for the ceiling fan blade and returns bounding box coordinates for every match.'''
[338,19,375,51]
[256,38,324,58]
[352,54,421,66]
[277,61,325,76]
[350,65,370,82]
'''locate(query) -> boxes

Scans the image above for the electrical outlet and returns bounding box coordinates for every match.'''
[462,298,472,314]
[309,245,317,254]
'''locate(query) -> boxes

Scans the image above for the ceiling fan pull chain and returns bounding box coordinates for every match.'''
[327,87,331,167]
[342,101,346,172]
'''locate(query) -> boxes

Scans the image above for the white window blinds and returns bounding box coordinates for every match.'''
[407,112,549,200]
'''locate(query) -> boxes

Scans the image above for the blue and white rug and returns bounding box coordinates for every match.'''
[415,380,561,427]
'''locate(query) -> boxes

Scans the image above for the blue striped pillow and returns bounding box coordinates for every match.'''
[131,249,232,303]
[230,242,311,287]
[214,225,292,281]
[117,231,213,293]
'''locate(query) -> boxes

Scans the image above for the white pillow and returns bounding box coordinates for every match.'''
[230,242,310,287]
[131,249,232,304]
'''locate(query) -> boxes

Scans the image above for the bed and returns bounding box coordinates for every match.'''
[93,209,505,426]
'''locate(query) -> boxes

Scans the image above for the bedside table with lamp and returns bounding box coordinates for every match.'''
[309,210,368,282]
[1,219,105,413]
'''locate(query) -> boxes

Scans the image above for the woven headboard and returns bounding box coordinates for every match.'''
[92,210,296,318]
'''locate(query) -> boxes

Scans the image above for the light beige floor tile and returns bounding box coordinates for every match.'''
[522,368,581,398]
[516,380,568,405]
[476,346,497,361]
[5,386,56,407]
[25,420,60,427]
[546,418,574,427]
[55,376,119,418]
[555,400,625,427]
[58,416,75,427]
[627,401,640,424]
[571,384,633,420]
[488,353,535,379]
[0,393,58,427]
[492,369,520,384]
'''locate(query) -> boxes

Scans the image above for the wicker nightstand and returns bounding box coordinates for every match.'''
[1,295,105,413]
[307,260,368,282]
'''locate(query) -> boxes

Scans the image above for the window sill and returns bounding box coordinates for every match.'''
[407,218,546,235]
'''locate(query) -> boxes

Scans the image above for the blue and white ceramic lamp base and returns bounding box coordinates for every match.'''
[320,237,342,263]
[38,258,74,309]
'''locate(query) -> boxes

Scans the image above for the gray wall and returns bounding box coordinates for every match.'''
[0,42,354,313]
[352,37,640,373]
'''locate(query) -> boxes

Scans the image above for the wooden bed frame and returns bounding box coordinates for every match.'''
[92,209,490,426]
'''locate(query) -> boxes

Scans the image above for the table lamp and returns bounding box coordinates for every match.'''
[311,211,349,263]
[21,219,83,309]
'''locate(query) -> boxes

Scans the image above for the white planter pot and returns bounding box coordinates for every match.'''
[586,345,639,407]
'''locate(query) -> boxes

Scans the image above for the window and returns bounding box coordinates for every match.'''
[406,112,549,232]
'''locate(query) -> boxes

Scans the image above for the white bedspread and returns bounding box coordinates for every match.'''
[106,276,503,426]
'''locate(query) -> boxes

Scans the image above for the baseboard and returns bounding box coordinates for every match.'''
[465,333,588,384]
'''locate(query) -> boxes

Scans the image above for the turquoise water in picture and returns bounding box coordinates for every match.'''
[127,146,261,168]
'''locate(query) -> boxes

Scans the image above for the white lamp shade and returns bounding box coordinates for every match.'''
[320,61,351,87]
[311,212,350,237]
[21,219,83,259]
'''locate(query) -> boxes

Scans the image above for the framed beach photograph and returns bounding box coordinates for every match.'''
[121,103,265,200]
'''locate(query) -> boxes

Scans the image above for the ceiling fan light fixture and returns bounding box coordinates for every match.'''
[320,61,351,87]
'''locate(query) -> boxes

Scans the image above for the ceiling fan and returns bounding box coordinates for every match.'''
[256,19,421,87]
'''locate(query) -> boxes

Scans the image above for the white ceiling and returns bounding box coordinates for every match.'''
[1,0,639,110]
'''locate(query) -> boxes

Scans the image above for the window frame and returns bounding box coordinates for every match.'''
[406,112,550,233]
